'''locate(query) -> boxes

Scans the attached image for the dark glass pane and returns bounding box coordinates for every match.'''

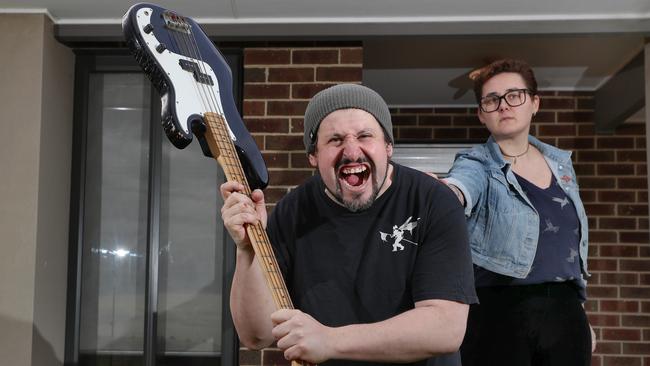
[158,129,224,357]
[79,73,151,362]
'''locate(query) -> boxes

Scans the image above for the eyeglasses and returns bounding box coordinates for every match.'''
[479,89,532,113]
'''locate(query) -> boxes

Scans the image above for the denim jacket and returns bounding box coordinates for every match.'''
[446,135,589,282]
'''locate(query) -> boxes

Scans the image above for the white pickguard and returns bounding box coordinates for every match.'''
[135,7,235,141]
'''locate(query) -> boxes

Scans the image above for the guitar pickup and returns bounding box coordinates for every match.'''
[179,59,214,86]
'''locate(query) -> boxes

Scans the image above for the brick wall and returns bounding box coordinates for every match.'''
[241,46,650,365]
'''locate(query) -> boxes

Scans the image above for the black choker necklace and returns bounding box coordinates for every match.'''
[500,143,530,165]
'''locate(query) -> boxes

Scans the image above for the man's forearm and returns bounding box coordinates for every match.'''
[328,300,468,363]
[230,248,277,349]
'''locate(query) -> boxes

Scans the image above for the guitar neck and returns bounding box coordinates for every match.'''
[203,113,311,366]
[202,112,294,311]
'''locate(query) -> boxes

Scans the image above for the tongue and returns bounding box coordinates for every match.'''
[345,173,362,186]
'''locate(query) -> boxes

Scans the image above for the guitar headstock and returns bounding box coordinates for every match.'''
[123,3,269,190]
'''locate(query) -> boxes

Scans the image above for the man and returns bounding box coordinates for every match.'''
[220,84,477,365]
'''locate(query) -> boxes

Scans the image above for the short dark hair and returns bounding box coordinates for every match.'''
[472,59,538,103]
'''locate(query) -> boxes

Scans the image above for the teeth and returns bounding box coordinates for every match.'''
[342,166,367,174]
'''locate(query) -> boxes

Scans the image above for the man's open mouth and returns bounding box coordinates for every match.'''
[339,164,370,187]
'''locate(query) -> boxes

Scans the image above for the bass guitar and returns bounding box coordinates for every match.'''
[123,4,309,365]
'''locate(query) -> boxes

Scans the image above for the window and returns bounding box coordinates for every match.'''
[66,51,240,366]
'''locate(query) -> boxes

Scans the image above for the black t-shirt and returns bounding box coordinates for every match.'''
[267,163,477,366]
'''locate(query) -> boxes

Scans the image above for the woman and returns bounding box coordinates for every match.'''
[442,59,594,366]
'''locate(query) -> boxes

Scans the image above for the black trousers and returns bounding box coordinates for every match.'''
[460,283,591,366]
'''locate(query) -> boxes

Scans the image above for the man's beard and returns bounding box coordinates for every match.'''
[329,157,387,212]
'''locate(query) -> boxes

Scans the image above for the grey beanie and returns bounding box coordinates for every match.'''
[303,84,393,151]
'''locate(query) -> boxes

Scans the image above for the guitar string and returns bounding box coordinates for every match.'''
[167,23,213,119]
[174,20,219,121]
[180,18,294,310]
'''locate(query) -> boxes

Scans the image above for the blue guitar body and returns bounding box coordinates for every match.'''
[122,3,268,190]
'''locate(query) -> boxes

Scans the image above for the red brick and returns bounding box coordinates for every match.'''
[617,151,647,162]
[316,67,362,82]
[618,178,648,190]
[538,124,576,136]
[263,187,290,204]
[588,285,619,298]
[557,111,594,123]
[453,115,481,126]
[268,67,314,82]
[291,83,335,99]
[577,98,595,110]
[244,84,290,99]
[290,118,304,134]
[392,115,418,126]
[598,191,636,203]
[623,343,650,355]
[262,152,289,168]
[641,301,650,312]
[600,273,639,286]
[588,313,622,327]
[580,177,616,189]
[618,205,649,216]
[557,137,595,149]
[601,300,640,312]
[435,107,468,114]
[399,127,434,140]
[585,204,616,216]
[602,356,641,366]
[581,190,597,203]
[290,152,311,169]
[620,232,649,244]
[590,233,618,249]
[600,245,638,257]
[245,49,291,65]
[602,329,642,341]
[598,137,636,149]
[616,122,646,135]
[340,48,363,64]
[636,137,646,148]
[244,100,265,116]
[434,128,467,140]
[265,135,304,151]
[244,118,290,133]
[573,163,595,175]
[532,111,555,123]
[253,135,264,148]
[578,124,596,136]
[419,115,453,126]
[244,67,267,82]
[268,169,313,186]
[577,150,615,163]
[402,107,435,114]
[621,259,650,271]
[621,286,650,298]
[596,341,621,354]
[622,315,650,327]
[540,97,576,109]
[292,49,339,64]
[600,218,637,230]
[267,101,309,116]
[598,164,636,176]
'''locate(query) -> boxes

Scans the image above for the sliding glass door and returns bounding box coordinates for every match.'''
[66,51,240,366]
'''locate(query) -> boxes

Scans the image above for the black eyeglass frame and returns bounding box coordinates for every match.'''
[479,88,534,113]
